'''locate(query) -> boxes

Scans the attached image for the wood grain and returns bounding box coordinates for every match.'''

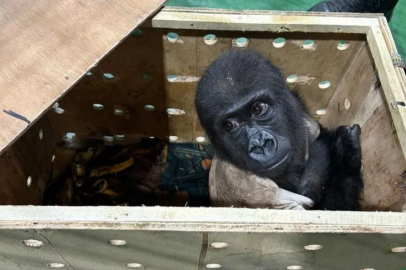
[0,0,165,155]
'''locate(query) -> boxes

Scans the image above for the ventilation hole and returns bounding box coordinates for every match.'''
[236,37,249,47]
[86,71,92,76]
[103,136,114,143]
[39,129,43,140]
[167,108,185,115]
[210,242,229,249]
[52,155,56,162]
[127,263,143,268]
[103,73,114,79]
[142,74,152,81]
[196,136,206,143]
[204,34,217,45]
[109,240,127,246]
[302,40,315,49]
[93,103,104,110]
[345,98,351,110]
[337,40,350,50]
[114,109,124,116]
[304,244,323,250]
[391,247,406,253]
[144,105,155,111]
[169,136,178,142]
[206,264,222,269]
[149,136,155,139]
[318,80,331,89]
[115,135,125,140]
[27,176,32,187]
[23,239,43,247]
[132,28,143,36]
[167,32,179,43]
[167,75,178,82]
[316,109,327,116]
[286,75,298,83]
[63,132,76,141]
[273,37,286,48]
[287,266,303,270]
[47,263,65,268]
[54,107,65,114]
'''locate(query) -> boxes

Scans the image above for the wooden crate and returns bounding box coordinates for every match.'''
[1,2,406,269]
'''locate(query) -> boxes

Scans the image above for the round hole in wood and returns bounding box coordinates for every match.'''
[126,263,143,268]
[337,40,350,50]
[303,39,315,49]
[103,73,114,79]
[103,136,114,143]
[287,266,303,270]
[93,103,104,110]
[167,32,179,43]
[109,239,127,246]
[391,246,406,253]
[27,176,32,187]
[206,263,222,269]
[273,37,286,48]
[114,109,124,116]
[167,75,178,82]
[196,136,206,143]
[149,136,155,139]
[304,244,323,250]
[144,105,155,111]
[39,129,43,140]
[345,98,351,110]
[318,80,331,89]
[204,34,217,45]
[316,109,327,116]
[47,263,65,268]
[115,135,125,140]
[54,107,65,114]
[287,75,298,83]
[132,28,143,36]
[169,136,178,142]
[210,242,229,249]
[236,37,249,47]
[23,239,43,248]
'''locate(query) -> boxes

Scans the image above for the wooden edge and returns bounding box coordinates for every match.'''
[367,26,406,162]
[0,206,405,233]
[152,7,381,33]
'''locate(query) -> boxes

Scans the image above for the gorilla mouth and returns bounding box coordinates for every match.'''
[256,153,291,172]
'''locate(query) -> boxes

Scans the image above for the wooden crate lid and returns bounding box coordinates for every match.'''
[0,0,165,155]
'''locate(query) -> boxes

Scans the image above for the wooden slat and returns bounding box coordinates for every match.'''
[0,0,166,155]
[152,7,381,33]
[0,206,406,233]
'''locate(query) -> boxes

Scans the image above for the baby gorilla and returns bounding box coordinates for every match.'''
[195,49,363,211]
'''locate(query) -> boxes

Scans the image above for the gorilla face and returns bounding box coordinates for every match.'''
[195,49,308,178]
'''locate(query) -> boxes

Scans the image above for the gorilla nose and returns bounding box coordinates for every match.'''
[249,131,276,155]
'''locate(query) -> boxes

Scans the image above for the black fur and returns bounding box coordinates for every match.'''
[195,49,364,211]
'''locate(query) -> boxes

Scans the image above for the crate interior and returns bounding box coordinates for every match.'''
[1,22,405,212]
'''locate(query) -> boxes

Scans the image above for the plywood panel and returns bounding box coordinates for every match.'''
[0,116,57,205]
[0,0,165,155]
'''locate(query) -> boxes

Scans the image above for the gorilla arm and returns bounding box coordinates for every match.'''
[209,156,315,210]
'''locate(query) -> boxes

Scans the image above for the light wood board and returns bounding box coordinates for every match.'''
[0,0,166,155]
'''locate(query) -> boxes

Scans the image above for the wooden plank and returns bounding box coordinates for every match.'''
[0,206,406,233]
[152,7,381,33]
[0,0,166,155]
[0,116,57,205]
[0,229,405,270]
[367,27,406,166]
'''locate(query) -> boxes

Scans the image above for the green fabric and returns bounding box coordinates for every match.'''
[166,0,406,58]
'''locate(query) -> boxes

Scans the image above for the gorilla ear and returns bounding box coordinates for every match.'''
[303,113,320,143]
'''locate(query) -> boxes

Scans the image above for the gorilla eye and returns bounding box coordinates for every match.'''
[223,120,237,132]
[251,102,268,116]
